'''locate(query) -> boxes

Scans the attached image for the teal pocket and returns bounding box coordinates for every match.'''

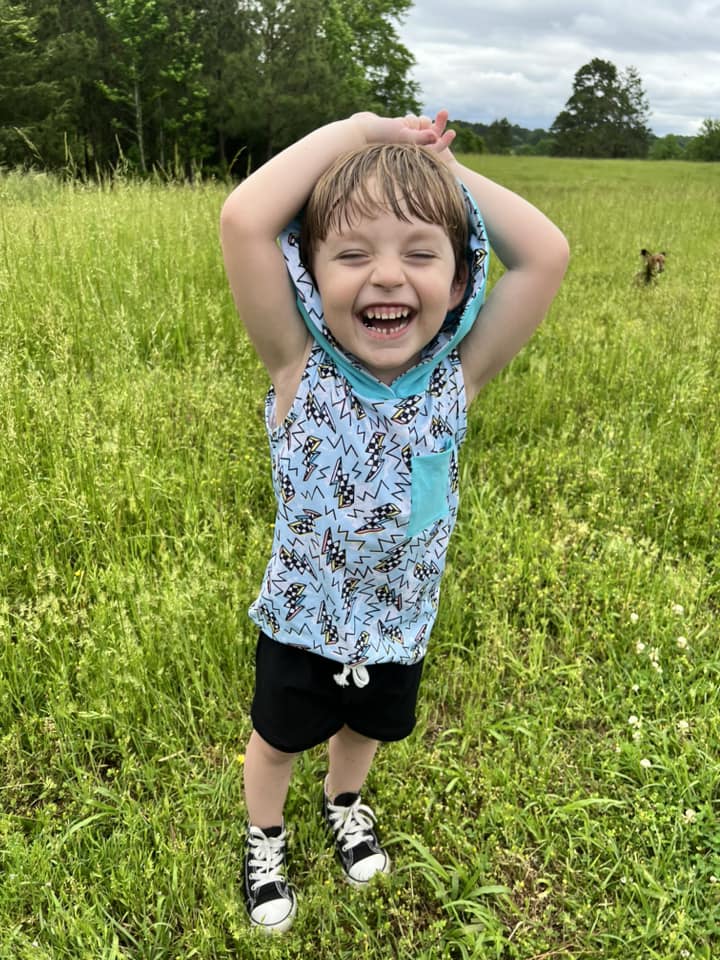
[408,446,453,538]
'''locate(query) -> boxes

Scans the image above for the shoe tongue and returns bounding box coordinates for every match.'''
[333,791,359,807]
[260,825,283,838]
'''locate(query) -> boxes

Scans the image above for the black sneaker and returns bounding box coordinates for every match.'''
[244,823,297,933]
[322,788,391,887]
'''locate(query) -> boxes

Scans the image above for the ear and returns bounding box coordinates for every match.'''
[640,248,649,257]
[449,261,469,309]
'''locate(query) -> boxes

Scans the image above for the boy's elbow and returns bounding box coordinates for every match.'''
[544,229,570,283]
[219,196,242,236]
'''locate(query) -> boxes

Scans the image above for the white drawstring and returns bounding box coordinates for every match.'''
[333,663,370,688]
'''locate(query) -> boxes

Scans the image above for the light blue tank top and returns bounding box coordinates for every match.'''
[249,344,467,665]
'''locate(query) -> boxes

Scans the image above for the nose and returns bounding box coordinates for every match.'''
[370,256,405,289]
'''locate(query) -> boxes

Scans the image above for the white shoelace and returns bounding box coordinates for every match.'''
[333,663,370,688]
[247,826,288,891]
[326,795,377,852]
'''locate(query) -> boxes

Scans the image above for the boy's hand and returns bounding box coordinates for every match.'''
[401,109,457,162]
[350,110,455,153]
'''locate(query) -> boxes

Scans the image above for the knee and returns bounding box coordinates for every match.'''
[337,724,379,747]
[250,729,300,766]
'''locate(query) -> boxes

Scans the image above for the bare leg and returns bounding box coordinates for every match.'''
[326,725,379,799]
[243,729,298,828]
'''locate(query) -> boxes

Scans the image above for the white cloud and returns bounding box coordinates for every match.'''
[397,0,720,135]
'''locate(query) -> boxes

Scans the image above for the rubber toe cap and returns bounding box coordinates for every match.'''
[250,894,297,933]
[347,851,391,886]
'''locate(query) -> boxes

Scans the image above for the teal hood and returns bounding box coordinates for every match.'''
[279,182,489,401]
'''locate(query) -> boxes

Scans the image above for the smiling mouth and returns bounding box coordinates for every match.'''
[360,306,414,336]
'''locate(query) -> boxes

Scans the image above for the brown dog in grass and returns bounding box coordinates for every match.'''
[636,248,666,285]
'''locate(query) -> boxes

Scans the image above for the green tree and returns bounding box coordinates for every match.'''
[686,118,720,161]
[485,117,513,154]
[224,0,420,167]
[23,0,109,170]
[649,133,684,160]
[334,0,419,115]
[451,124,484,154]
[94,0,205,172]
[551,58,651,158]
[0,0,60,164]
[194,0,255,172]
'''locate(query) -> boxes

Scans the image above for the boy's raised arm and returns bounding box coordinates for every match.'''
[413,111,569,402]
[451,154,569,401]
[219,114,443,387]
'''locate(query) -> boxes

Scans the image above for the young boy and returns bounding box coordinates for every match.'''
[220,110,569,933]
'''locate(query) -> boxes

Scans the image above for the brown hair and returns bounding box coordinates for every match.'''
[300,143,468,282]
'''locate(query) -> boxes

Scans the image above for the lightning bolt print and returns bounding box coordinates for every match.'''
[430,415,453,439]
[283,583,306,620]
[364,431,386,481]
[304,390,335,430]
[279,546,313,576]
[391,396,422,425]
[331,458,355,508]
[375,585,403,611]
[322,529,346,572]
[278,470,295,504]
[355,504,401,535]
[317,601,340,645]
[288,509,321,535]
[302,436,322,480]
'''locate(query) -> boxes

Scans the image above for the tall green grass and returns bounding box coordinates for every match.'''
[0,159,718,958]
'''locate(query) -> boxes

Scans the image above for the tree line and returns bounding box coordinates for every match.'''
[453,58,720,160]
[2,5,719,176]
[454,60,719,162]
[0,0,421,175]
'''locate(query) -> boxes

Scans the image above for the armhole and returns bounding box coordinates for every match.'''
[451,350,470,432]
[268,338,315,435]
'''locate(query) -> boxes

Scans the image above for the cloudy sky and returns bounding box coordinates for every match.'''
[397,0,720,136]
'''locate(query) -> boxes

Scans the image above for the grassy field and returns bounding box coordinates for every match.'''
[0,155,718,959]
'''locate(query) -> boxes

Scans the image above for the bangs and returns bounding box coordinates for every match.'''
[300,144,468,276]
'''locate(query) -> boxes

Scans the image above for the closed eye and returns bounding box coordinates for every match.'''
[406,251,437,261]
[336,250,369,262]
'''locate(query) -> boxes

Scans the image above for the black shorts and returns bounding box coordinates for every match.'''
[250,631,425,754]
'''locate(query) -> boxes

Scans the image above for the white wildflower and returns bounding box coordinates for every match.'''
[640,758,652,769]
[631,684,640,693]
[683,808,697,823]
[635,641,646,654]
[628,715,640,726]
[677,719,690,735]
[630,612,639,623]
[672,603,684,616]
[676,636,688,650]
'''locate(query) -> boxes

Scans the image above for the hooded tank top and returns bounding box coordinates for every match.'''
[248,182,490,667]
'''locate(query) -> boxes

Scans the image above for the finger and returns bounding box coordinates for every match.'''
[433,109,450,136]
[425,129,456,155]
[418,115,433,130]
[399,126,437,145]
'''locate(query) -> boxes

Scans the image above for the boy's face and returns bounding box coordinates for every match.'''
[312,206,467,385]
